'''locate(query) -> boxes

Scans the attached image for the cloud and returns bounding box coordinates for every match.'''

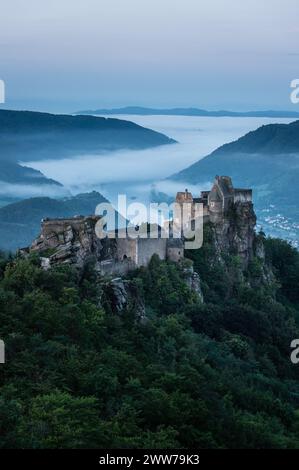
[0,181,70,199]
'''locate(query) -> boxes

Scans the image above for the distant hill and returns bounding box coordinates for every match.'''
[0,109,175,203]
[0,160,66,208]
[0,109,175,163]
[170,120,299,186]
[169,120,299,246]
[77,106,299,118]
[0,191,123,252]
[0,161,61,187]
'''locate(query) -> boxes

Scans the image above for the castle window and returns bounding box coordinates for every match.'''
[123,254,128,260]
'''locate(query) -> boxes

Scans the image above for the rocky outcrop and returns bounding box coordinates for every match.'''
[30,216,103,268]
[106,278,128,312]
[27,215,122,273]
[211,201,257,267]
[254,235,266,260]
[182,263,204,303]
[104,277,146,320]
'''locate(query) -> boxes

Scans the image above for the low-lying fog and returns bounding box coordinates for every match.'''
[26,115,294,206]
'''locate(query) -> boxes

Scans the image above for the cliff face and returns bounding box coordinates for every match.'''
[211,201,257,266]
[29,216,106,268]
[104,277,146,319]
[182,264,204,303]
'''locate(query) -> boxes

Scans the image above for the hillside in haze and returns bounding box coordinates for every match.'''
[170,120,299,246]
[0,161,66,208]
[0,109,175,163]
[0,161,61,187]
[77,106,299,118]
[0,109,175,203]
[0,191,112,251]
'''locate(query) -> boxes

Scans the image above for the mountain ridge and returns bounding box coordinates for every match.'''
[76,106,299,118]
[170,119,299,184]
[0,109,175,163]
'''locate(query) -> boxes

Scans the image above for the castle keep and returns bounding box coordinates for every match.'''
[24,176,256,274]
[174,176,252,224]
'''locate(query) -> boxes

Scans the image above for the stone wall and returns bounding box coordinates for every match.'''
[97,258,136,277]
[116,238,138,263]
[137,238,167,266]
[167,247,184,263]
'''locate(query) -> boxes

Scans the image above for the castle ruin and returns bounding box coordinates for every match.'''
[174,175,252,225]
[24,176,256,274]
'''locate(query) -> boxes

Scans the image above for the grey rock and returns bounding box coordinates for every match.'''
[183,264,204,302]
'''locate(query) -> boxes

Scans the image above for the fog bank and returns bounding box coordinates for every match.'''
[27,115,294,203]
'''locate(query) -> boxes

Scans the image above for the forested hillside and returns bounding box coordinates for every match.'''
[0,109,175,163]
[0,229,299,448]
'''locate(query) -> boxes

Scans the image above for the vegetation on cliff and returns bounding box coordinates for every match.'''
[0,232,298,449]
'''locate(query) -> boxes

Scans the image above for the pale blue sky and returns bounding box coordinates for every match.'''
[1,0,299,112]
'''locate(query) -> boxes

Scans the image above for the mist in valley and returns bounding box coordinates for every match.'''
[25,115,294,206]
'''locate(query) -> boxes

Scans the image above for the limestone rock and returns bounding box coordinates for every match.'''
[211,201,256,267]
[107,278,128,312]
[30,216,103,268]
[182,264,204,303]
[105,277,146,320]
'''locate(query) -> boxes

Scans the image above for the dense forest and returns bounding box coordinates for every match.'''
[0,228,299,448]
